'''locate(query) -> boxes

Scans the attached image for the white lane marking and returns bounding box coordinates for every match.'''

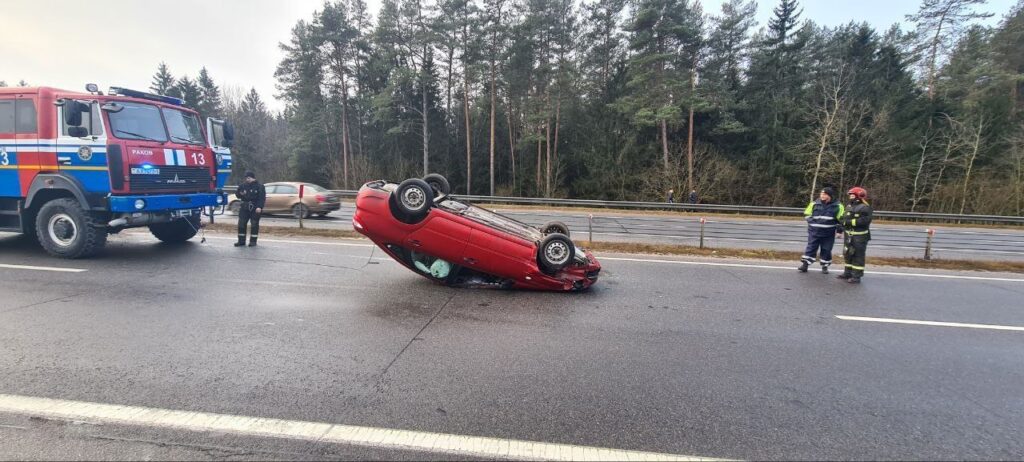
[0,394,720,461]
[0,263,86,273]
[599,256,1024,283]
[836,315,1024,332]
[202,235,373,248]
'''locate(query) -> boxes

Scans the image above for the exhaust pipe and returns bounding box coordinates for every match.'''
[108,217,128,227]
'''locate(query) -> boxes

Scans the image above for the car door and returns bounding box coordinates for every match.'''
[463,226,536,279]
[260,184,281,212]
[273,184,298,213]
[403,212,473,265]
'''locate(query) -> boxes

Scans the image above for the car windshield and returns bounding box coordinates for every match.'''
[439,199,543,242]
[162,107,205,145]
[106,102,168,142]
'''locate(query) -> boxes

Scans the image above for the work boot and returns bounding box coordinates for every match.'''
[798,262,809,273]
[248,237,258,247]
[821,265,829,274]
[234,241,246,247]
[847,277,861,284]
[836,272,852,280]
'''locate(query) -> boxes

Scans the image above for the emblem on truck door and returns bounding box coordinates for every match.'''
[77,146,93,161]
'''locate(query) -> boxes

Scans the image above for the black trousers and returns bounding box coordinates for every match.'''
[802,230,836,266]
[237,203,261,243]
[843,234,869,277]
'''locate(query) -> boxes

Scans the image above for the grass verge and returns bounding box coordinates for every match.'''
[205,222,1024,274]
[473,202,1023,230]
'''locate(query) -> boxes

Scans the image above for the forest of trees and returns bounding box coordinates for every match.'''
[144,0,1024,214]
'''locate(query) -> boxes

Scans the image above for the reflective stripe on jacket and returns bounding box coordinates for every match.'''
[804,199,845,233]
[841,201,873,236]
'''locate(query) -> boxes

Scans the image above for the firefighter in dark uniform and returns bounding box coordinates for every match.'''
[799,186,844,274]
[837,187,872,283]
[235,171,266,247]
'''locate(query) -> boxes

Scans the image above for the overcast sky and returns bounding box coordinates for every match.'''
[1,0,1015,111]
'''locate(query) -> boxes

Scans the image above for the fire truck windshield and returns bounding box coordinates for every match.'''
[162,107,205,145]
[107,101,168,143]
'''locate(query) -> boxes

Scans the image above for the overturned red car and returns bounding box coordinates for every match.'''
[352,175,601,291]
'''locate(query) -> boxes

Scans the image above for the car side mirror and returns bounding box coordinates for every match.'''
[68,126,88,138]
[63,100,87,126]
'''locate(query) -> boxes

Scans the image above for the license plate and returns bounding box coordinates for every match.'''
[171,209,194,218]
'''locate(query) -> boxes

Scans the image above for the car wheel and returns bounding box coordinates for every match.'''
[423,173,451,198]
[292,203,310,219]
[228,201,241,214]
[538,233,575,274]
[392,178,433,223]
[541,221,570,238]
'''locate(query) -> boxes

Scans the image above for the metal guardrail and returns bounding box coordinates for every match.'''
[222,186,1024,225]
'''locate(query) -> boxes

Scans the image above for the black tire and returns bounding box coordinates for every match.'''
[292,203,310,219]
[149,215,200,243]
[538,233,575,274]
[392,178,433,223]
[423,173,451,198]
[228,201,241,214]
[540,221,570,238]
[35,198,107,258]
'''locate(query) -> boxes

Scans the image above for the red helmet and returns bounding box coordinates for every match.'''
[847,187,868,200]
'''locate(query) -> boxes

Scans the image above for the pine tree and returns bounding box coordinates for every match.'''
[174,77,202,110]
[150,62,176,95]
[197,67,223,117]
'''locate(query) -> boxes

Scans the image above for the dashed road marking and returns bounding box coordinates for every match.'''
[0,394,721,461]
[202,235,373,248]
[0,263,86,273]
[836,315,1024,332]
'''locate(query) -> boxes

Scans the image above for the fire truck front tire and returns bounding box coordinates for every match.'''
[149,215,201,243]
[35,198,108,259]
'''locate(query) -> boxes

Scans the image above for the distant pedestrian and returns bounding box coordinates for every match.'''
[667,189,675,203]
[798,186,844,274]
[688,190,698,204]
[235,171,266,247]
[837,187,873,284]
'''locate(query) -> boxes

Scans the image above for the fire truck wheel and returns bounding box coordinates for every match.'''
[35,198,108,259]
[149,215,201,243]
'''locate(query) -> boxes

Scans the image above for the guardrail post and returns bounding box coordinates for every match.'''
[924,228,934,260]
[699,217,706,249]
[588,214,594,244]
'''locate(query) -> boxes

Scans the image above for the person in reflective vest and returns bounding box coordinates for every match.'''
[799,186,844,274]
[837,187,873,283]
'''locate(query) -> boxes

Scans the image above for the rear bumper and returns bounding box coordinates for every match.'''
[108,192,226,212]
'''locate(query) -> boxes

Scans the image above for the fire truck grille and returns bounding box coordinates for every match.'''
[129,165,211,192]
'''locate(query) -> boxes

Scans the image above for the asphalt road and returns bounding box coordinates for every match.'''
[1,231,1023,460]
[231,204,1024,261]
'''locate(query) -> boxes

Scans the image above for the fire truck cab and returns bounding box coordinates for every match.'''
[0,85,234,258]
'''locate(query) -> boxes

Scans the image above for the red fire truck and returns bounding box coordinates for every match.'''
[0,84,234,258]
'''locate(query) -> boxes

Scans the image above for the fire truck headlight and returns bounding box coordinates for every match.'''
[216,195,224,204]
[134,199,146,210]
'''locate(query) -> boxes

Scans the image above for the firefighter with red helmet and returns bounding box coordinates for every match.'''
[838,187,872,283]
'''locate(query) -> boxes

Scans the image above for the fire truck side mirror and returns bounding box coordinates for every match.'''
[222,121,235,148]
[68,126,88,138]
[63,100,87,127]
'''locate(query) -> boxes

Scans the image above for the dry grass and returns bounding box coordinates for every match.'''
[474,202,1023,230]
[202,222,1024,274]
